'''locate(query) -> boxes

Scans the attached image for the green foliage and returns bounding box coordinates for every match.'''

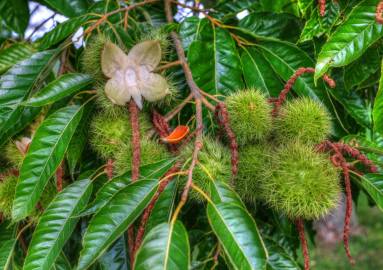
[0,0,382,268]
[180,136,231,202]
[275,97,332,145]
[262,141,340,219]
[225,89,272,145]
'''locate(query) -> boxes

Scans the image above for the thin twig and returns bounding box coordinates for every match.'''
[165,93,193,122]
[165,0,204,223]
[296,218,310,270]
[84,0,159,36]
[154,60,182,72]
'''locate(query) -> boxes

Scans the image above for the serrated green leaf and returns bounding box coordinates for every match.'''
[264,238,300,270]
[238,12,300,41]
[145,180,177,232]
[241,46,283,97]
[12,104,85,221]
[344,47,380,90]
[81,159,174,216]
[0,50,57,144]
[299,1,340,43]
[23,179,93,270]
[0,43,33,73]
[188,25,244,95]
[0,0,29,34]
[97,235,129,270]
[37,16,92,50]
[207,202,268,270]
[25,73,93,107]
[209,181,243,206]
[314,0,383,80]
[0,221,17,270]
[256,40,329,104]
[134,221,190,270]
[54,253,72,270]
[77,180,159,269]
[41,0,88,18]
[179,17,209,51]
[358,173,383,212]
[373,60,383,135]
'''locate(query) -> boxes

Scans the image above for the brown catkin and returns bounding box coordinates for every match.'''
[319,0,326,16]
[215,102,239,183]
[271,67,336,116]
[376,1,383,24]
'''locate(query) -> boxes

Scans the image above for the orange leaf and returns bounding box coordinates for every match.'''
[161,125,189,144]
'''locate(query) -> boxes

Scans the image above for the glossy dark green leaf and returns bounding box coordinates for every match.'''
[37,16,92,50]
[238,12,300,41]
[97,236,129,270]
[146,180,177,232]
[299,1,340,43]
[12,105,85,221]
[0,106,41,147]
[358,173,383,212]
[241,46,283,97]
[373,60,383,135]
[41,0,88,18]
[54,253,72,270]
[0,0,29,34]
[314,0,383,80]
[329,71,372,128]
[77,180,159,269]
[256,40,328,103]
[81,159,174,216]
[0,43,33,73]
[25,73,93,107]
[264,238,300,270]
[66,105,94,177]
[179,17,209,51]
[0,221,17,270]
[134,221,190,270]
[207,202,268,270]
[23,179,93,270]
[188,25,244,95]
[209,181,243,206]
[344,47,380,90]
[0,50,56,143]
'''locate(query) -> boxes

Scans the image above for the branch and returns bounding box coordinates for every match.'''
[165,0,204,221]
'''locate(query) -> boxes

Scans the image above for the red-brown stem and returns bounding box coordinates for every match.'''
[129,100,141,182]
[343,166,356,265]
[128,100,141,268]
[376,1,383,23]
[133,163,181,252]
[272,67,336,116]
[318,0,326,16]
[154,60,182,72]
[105,159,114,180]
[296,218,310,270]
[55,162,63,192]
[215,102,239,184]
